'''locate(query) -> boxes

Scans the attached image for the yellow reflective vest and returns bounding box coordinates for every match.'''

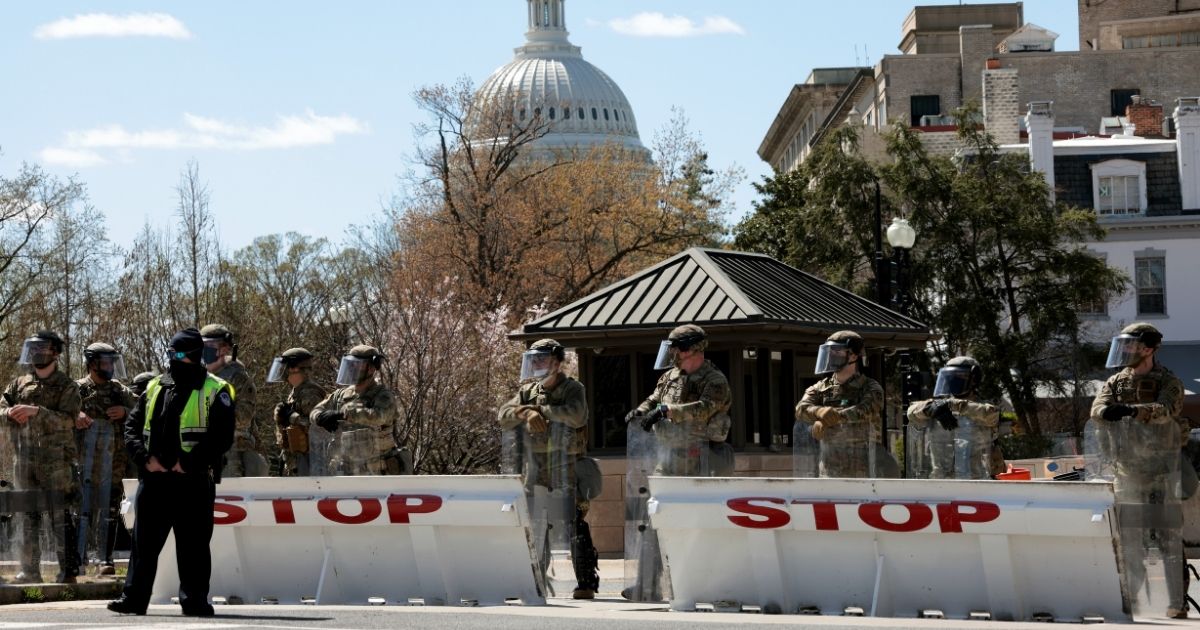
[143,374,233,452]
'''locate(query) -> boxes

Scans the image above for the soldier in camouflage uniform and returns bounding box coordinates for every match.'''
[310,345,399,475]
[267,348,327,477]
[0,331,82,583]
[201,324,267,477]
[907,356,1000,479]
[1090,322,1187,619]
[795,331,884,478]
[498,339,599,600]
[626,324,732,476]
[75,343,135,575]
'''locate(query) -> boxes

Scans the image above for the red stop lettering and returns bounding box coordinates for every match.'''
[858,502,933,532]
[272,498,297,524]
[791,500,857,531]
[214,496,246,525]
[318,498,382,524]
[726,497,790,529]
[936,501,1001,533]
[387,494,443,524]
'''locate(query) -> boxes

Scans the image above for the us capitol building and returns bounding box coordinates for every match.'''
[476,0,649,159]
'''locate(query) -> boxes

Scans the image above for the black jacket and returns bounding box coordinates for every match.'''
[124,372,235,478]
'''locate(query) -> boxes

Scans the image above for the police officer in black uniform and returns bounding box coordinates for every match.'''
[108,329,235,616]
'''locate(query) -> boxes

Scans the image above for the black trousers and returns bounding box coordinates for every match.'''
[120,472,215,609]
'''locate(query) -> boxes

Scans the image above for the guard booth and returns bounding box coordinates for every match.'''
[510,247,932,554]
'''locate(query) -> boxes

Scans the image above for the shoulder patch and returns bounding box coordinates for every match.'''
[218,392,233,407]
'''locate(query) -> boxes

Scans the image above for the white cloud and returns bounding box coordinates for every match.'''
[34,13,192,40]
[40,111,368,166]
[39,147,108,167]
[608,12,745,38]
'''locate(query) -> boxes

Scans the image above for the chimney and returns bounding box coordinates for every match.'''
[1176,97,1200,211]
[1026,101,1056,201]
[1126,95,1164,138]
[960,25,995,104]
[983,67,1020,145]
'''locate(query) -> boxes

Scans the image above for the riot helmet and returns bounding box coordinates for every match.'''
[267,347,315,383]
[519,339,565,380]
[18,331,64,369]
[336,344,384,386]
[933,356,982,397]
[653,324,708,370]
[200,323,236,366]
[131,371,156,398]
[814,330,864,374]
[1105,322,1162,368]
[84,342,127,381]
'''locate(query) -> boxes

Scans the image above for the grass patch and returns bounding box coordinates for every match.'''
[59,586,77,601]
[21,587,45,603]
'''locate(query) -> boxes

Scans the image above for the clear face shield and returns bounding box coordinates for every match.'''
[813,341,850,374]
[266,357,288,383]
[91,353,127,381]
[1105,334,1145,369]
[336,356,370,386]
[932,366,972,398]
[519,350,557,381]
[201,338,226,366]
[17,339,56,368]
[652,340,679,371]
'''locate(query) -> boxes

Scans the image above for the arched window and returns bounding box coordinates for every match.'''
[578,107,585,119]
[591,108,598,120]
[603,109,609,121]
[563,107,570,119]
[534,107,541,118]
[549,107,555,120]
[519,109,526,121]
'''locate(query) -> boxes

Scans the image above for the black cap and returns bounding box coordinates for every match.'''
[169,328,204,359]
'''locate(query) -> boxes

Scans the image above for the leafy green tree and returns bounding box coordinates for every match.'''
[736,113,1127,435]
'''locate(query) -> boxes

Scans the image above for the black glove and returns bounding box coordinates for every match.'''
[316,410,344,432]
[274,402,294,427]
[930,400,958,431]
[640,406,666,431]
[624,409,644,424]
[1101,404,1135,422]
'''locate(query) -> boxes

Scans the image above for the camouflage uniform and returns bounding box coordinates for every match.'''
[277,379,326,476]
[1090,363,1186,614]
[75,376,135,566]
[311,381,397,475]
[215,360,261,476]
[1,369,83,579]
[908,397,999,479]
[634,360,732,476]
[498,371,598,593]
[795,373,884,478]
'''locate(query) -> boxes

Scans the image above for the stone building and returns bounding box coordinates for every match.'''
[759,1,1200,169]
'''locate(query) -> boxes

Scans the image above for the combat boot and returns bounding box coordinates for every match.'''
[572,587,595,600]
[107,596,147,615]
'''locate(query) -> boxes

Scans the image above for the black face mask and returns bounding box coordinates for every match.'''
[168,359,208,389]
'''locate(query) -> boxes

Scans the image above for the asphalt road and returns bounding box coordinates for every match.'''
[0,599,1194,630]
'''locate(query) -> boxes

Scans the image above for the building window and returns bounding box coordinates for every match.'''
[603,108,609,121]
[1090,159,1147,215]
[578,107,584,120]
[910,95,940,127]
[519,109,526,120]
[1135,256,1166,315]
[591,108,597,120]
[564,107,570,119]
[1110,89,1140,116]
[549,107,555,120]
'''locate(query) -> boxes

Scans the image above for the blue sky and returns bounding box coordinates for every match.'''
[0,1,1079,250]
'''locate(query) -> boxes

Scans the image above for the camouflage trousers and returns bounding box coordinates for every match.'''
[1114,470,1185,612]
[14,441,80,576]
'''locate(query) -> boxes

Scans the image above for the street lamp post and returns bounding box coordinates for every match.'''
[885,217,917,477]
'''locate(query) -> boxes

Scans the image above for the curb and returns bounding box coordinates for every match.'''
[0,581,123,606]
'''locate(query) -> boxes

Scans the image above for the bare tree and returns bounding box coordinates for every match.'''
[175,160,219,326]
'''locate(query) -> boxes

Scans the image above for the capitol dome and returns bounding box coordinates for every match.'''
[476,0,649,158]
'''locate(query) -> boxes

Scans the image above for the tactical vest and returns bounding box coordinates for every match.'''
[143,375,233,452]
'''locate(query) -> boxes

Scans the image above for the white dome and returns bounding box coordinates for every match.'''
[476,0,648,157]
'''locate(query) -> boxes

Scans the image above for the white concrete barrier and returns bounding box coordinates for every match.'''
[648,477,1126,622]
[121,475,543,606]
